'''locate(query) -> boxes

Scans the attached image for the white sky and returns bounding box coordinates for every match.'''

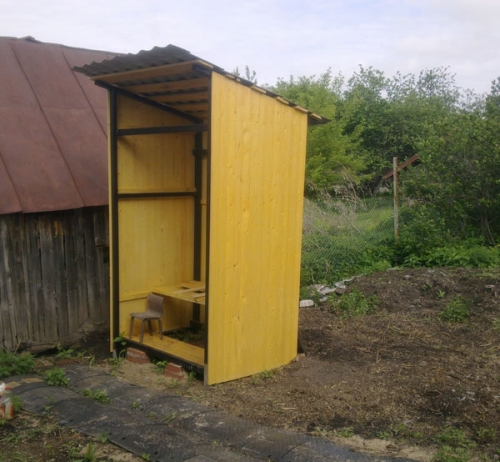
[2,0,499,94]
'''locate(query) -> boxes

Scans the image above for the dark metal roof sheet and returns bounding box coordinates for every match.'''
[75,44,329,125]
[0,37,116,215]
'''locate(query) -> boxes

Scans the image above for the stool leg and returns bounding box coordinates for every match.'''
[158,319,163,340]
[129,316,134,339]
[139,320,146,343]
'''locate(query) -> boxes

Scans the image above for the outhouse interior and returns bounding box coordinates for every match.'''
[76,45,327,385]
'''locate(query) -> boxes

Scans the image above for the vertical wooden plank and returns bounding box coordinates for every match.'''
[25,215,44,343]
[39,214,59,342]
[82,209,97,322]
[75,209,91,324]
[52,211,69,342]
[0,215,14,350]
[64,210,80,336]
[10,213,33,348]
[93,207,110,324]
[18,213,35,347]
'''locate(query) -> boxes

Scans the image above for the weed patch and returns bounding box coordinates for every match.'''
[438,295,471,322]
[55,344,75,359]
[82,388,110,404]
[0,351,35,379]
[43,367,69,387]
[329,288,379,317]
[152,359,168,373]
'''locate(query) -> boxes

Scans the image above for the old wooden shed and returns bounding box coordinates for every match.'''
[76,45,327,384]
[0,37,116,351]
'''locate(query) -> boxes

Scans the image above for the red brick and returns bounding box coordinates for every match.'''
[125,348,150,365]
[164,362,187,380]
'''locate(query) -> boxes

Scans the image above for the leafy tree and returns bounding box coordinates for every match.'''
[485,77,500,118]
[339,66,461,192]
[403,78,500,244]
[272,71,368,196]
[232,65,258,84]
[269,64,499,247]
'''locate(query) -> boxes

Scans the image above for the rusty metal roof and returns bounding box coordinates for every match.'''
[0,37,116,215]
[74,44,329,125]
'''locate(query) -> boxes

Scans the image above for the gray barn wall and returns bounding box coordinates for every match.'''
[0,206,109,352]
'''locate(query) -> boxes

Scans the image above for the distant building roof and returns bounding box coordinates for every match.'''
[0,36,116,214]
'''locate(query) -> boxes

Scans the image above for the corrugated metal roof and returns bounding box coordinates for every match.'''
[75,44,329,125]
[0,37,116,215]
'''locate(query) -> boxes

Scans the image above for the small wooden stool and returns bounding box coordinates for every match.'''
[128,293,164,343]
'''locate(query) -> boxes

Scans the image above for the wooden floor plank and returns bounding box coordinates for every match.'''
[130,334,204,366]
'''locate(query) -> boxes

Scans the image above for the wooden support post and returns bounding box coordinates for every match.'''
[109,89,120,349]
[393,156,399,242]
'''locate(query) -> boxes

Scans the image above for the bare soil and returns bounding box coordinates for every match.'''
[2,267,499,461]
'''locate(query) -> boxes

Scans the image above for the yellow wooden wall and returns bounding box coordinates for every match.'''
[207,72,308,384]
[113,95,199,335]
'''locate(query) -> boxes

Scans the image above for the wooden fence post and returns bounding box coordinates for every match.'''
[393,157,399,242]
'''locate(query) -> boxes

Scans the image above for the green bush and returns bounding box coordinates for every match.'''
[301,198,500,287]
[301,232,394,285]
[396,205,500,269]
[0,350,35,379]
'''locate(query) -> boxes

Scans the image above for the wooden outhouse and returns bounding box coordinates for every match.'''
[75,45,327,384]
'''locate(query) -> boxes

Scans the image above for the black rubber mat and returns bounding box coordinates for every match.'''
[6,365,416,462]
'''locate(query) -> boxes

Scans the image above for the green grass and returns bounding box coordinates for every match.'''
[434,445,470,462]
[433,426,476,462]
[301,197,394,285]
[352,200,394,234]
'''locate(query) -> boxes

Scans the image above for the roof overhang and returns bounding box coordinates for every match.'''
[74,44,329,125]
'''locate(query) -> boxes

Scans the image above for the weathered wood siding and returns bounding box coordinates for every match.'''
[0,206,109,351]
